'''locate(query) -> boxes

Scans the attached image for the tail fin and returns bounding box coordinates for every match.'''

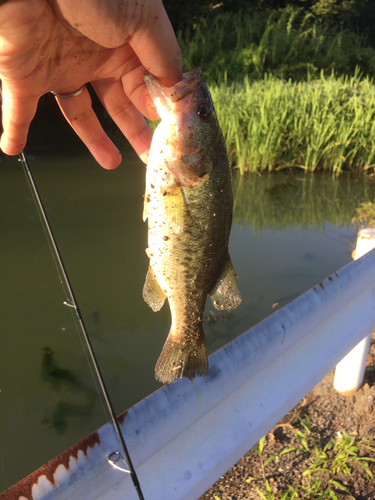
[155,327,208,384]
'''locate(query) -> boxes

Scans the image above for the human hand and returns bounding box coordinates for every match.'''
[0,0,182,168]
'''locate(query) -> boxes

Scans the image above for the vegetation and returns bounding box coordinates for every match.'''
[178,9,375,83]
[213,416,375,499]
[352,201,375,227]
[211,72,375,174]
[149,69,375,174]
[159,2,375,174]
[164,0,375,41]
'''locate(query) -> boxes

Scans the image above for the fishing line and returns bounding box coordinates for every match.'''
[17,151,145,500]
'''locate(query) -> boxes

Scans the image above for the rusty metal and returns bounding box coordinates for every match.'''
[1,432,100,500]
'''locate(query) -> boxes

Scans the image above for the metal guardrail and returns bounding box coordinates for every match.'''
[3,247,375,500]
[333,228,375,395]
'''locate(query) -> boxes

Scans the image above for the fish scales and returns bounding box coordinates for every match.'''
[143,68,241,384]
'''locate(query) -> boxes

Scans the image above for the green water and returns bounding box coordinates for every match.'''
[1,99,375,491]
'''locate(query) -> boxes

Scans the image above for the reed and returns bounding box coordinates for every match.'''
[148,9,375,173]
[210,73,375,174]
[178,8,375,83]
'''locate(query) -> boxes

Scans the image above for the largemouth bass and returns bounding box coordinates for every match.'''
[143,68,241,384]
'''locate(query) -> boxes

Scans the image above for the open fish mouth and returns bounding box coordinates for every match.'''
[144,68,202,113]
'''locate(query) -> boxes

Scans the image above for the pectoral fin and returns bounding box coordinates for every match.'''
[165,183,186,234]
[209,255,242,310]
[143,266,166,312]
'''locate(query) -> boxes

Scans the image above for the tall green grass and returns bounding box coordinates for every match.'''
[174,8,375,173]
[178,8,375,83]
[211,73,375,174]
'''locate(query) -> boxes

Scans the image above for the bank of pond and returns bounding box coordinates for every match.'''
[210,73,375,175]
[171,7,375,175]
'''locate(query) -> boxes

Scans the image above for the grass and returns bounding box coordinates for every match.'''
[147,9,375,173]
[210,72,375,174]
[149,72,375,174]
[178,8,375,84]
[172,7,375,173]
[290,415,375,480]
[213,416,375,500]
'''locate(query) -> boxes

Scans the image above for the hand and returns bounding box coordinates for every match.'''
[0,0,182,168]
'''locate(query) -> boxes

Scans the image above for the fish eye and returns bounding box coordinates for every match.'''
[196,102,212,122]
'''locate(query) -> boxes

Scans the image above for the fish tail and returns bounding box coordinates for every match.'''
[155,326,208,384]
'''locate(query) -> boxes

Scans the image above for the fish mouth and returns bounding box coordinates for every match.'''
[144,68,202,113]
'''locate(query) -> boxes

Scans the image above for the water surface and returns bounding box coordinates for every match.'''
[0,99,374,491]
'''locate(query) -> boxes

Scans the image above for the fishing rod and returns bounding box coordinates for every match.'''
[18,151,145,500]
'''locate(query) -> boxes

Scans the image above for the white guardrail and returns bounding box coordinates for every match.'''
[2,244,375,500]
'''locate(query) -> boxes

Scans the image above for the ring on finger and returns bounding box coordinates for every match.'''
[51,85,86,99]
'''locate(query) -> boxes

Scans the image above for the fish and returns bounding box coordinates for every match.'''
[142,68,241,384]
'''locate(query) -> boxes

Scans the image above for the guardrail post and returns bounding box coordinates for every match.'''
[333,228,375,395]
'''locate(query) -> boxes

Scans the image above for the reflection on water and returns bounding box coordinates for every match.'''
[233,172,374,231]
[202,171,375,356]
[1,97,375,491]
[41,347,96,435]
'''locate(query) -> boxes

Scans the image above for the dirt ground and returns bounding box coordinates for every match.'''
[199,332,375,500]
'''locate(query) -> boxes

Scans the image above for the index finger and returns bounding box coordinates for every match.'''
[0,80,39,155]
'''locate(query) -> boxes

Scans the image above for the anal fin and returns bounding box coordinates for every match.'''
[210,255,242,310]
[142,266,166,312]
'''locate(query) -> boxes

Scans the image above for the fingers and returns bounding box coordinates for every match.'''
[0,81,39,155]
[119,62,161,122]
[93,79,153,163]
[55,85,122,170]
[129,0,183,87]
[0,0,182,166]
[124,0,183,140]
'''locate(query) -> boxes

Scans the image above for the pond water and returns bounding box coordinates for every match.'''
[1,97,375,492]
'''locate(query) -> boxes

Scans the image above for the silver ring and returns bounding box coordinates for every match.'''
[51,84,86,99]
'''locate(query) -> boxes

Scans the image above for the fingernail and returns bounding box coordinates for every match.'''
[140,151,149,164]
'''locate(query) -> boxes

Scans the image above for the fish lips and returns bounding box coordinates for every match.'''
[144,68,202,114]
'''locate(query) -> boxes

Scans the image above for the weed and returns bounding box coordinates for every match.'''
[149,11,375,174]
[244,417,375,500]
[149,53,375,174]
[178,8,375,84]
[352,201,375,227]
[287,416,375,480]
[246,436,280,499]
[308,432,375,479]
[210,73,375,174]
